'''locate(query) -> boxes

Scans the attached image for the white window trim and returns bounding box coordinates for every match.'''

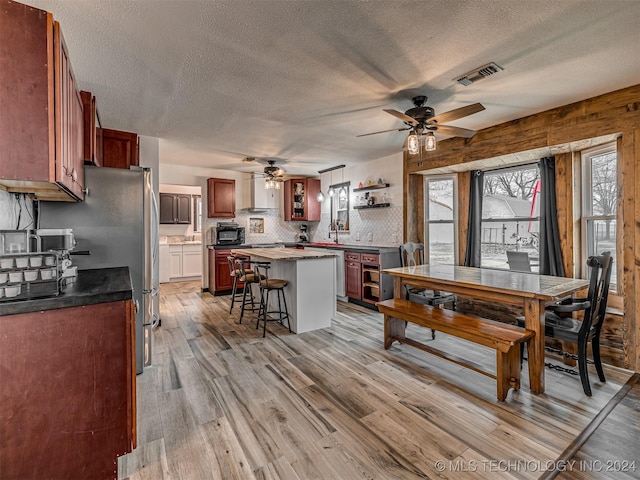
[424,175,458,265]
[580,142,618,285]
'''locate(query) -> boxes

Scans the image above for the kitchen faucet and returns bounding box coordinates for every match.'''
[328,223,339,244]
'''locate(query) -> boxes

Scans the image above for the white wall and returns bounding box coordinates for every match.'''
[316,152,404,246]
[0,191,35,231]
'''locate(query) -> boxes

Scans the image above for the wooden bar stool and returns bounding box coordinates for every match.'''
[253,262,291,337]
[227,255,249,314]
[230,257,264,324]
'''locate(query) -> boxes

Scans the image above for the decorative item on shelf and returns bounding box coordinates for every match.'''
[358,181,364,188]
[366,179,374,186]
[377,178,384,184]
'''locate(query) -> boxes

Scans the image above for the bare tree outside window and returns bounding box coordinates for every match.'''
[481,164,540,270]
[589,151,617,238]
[583,144,617,286]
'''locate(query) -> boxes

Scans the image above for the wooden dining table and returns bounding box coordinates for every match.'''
[382,264,590,394]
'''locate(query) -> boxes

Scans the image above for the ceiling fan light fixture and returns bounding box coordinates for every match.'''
[265,177,280,190]
[407,132,420,155]
[424,132,436,151]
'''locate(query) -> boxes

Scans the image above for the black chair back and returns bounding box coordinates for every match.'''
[580,251,613,338]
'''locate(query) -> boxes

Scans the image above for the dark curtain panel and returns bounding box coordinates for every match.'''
[539,156,565,276]
[464,170,484,267]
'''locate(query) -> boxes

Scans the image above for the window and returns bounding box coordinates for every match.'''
[193,195,202,232]
[581,143,617,286]
[480,164,540,271]
[424,176,457,265]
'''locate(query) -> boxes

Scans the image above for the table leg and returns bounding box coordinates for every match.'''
[524,298,545,394]
[393,276,403,299]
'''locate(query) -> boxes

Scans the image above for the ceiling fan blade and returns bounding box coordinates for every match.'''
[429,103,485,124]
[432,124,477,138]
[383,109,418,125]
[356,127,411,137]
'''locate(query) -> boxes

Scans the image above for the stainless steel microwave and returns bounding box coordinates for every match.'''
[212,222,245,245]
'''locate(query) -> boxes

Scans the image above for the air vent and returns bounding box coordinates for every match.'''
[454,62,503,87]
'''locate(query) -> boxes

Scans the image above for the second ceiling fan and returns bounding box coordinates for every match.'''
[358,95,485,152]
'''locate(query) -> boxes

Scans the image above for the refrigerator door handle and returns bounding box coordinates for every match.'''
[134,299,140,313]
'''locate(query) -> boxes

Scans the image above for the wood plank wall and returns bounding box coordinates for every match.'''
[403,84,640,373]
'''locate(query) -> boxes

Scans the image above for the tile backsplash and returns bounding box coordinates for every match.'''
[204,204,402,247]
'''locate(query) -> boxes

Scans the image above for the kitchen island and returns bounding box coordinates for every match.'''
[231,247,338,333]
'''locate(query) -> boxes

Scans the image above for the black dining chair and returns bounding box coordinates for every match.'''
[399,242,456,339]
[517,251,612,396]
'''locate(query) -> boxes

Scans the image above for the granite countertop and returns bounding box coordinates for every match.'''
[0,266,133,316]
[231,247,338,261]
[161,241,202,245]
[209,243,397,253]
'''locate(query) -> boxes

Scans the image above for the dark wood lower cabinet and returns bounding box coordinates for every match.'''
[345,258,362,300]
[345,249,399,308]
[209,249,250,295]
[0,300,136,480]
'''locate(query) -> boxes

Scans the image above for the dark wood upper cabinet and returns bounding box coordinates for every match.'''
[101,128,139,169]
[284,178,321,221]
[207,178,236,218]
[159,193,191,224]
[0,2,84,201]
[80,90,102,166]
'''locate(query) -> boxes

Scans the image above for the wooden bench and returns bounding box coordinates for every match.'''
[377,298,534,401]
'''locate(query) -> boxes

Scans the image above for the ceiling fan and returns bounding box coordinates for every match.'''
[244,158,290,188]
[357,96,485,151]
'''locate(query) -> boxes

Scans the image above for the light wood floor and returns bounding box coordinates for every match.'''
[119,281,633,480]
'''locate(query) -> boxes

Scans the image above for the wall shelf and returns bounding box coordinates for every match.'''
[354,203,390,210]
[353,183,390,192]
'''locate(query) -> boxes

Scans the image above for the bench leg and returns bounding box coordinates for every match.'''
[496,347,521,401]
[384,315,406,349]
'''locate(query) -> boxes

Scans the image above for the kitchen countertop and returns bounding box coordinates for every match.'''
[161,241,202,245]
[232,247,338,261]
[209,243,398,254]
[0,266,133,316]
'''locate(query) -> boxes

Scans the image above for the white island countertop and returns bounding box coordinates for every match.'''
[231,247,337,260]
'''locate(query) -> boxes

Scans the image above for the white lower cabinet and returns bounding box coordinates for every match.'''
[182,245,203,277]
[169,245,183,279]
[167,244,202,281]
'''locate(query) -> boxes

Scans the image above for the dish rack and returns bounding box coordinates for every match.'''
[0,252,62,302]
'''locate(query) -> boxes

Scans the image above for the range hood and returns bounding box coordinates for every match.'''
[247,176,279,211]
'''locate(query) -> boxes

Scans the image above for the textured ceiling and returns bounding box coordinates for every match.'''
[21,0,640,175]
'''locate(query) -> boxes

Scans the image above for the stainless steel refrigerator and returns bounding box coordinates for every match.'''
[39,165,159,374]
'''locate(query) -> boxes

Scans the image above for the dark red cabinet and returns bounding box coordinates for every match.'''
[209,249,249,295]
[80,90,103,166]
[284,178,321,221]
[101,128,139,169]
[345,252,362,300]
[0,2,84,201]
[207,178,236,218]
